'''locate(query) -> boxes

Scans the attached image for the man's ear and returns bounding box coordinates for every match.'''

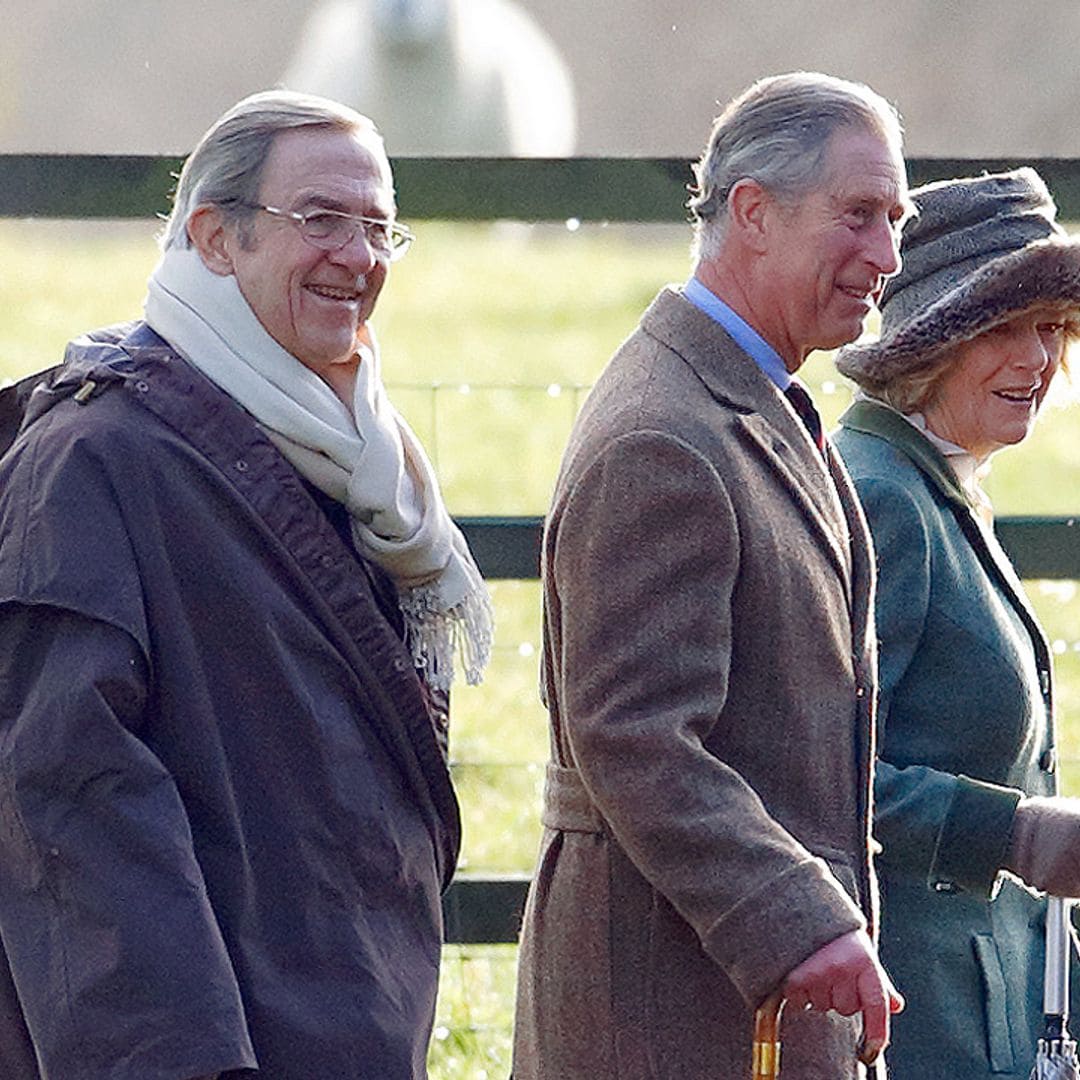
[185,205,236,276]
[726,178,772,255]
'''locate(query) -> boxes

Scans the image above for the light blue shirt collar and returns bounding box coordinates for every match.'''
[683,276,792,391]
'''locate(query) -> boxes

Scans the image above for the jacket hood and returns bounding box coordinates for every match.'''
[21,321,155,430]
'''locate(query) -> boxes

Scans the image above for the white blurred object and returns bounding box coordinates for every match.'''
[1030,897,1080,1080]
[282,0,577,156]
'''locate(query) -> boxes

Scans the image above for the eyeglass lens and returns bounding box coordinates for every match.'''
[301,212,406,256]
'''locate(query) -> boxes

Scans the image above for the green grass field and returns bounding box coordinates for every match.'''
[3,218,1080,1077]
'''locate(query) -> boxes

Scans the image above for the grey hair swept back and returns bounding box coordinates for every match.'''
[160,89,389,251]
[688,71,904,262]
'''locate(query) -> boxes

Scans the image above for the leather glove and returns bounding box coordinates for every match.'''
[1004,795,1080,897]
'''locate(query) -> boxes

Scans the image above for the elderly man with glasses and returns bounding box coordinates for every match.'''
[0,90,490,1080]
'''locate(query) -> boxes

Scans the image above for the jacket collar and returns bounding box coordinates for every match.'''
[640,288,777,413]
[641,288,858,585]
[838,397,1050,665]
[839,398,972,511]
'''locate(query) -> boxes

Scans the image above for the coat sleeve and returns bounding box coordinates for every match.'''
[0,601,257,1079]
[856,476,1020,896]
[549,429,865,1006]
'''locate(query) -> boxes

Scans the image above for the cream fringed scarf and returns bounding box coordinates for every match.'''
[144,245,492,691]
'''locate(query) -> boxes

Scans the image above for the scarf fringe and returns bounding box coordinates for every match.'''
[400,581,494,692]
[144,246,494,691]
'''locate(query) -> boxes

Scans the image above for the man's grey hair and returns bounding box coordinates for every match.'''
[160,89,390,251]
[688,71,904,262]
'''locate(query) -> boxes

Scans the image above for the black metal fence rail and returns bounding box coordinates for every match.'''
[458,515,1080,584]
[5,155,1080,945]
[446,514,1080,943]
[7,155,1080,222]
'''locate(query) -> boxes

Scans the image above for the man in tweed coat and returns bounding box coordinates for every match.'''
[513,72,911,1079]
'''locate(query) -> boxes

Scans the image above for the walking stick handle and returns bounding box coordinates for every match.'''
[752,992,785,1079]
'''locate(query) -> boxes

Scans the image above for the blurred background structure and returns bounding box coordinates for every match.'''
[1,0,1079,156]
[282,0,576,155]
[3,5,1080,1076]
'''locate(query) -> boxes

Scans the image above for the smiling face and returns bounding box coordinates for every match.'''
[922,311,1067,459]
[192,124,395,389]
[757,126,908,369]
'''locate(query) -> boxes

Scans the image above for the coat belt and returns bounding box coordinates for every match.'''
[541,763,605,834]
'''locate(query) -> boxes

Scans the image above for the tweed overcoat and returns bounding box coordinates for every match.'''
[513,288,884,1079]
[835,401,1068,1079]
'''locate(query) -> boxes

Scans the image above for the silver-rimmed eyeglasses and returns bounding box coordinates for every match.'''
[244,204,415,261]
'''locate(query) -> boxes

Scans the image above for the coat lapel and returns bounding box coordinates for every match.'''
[828,445,877,657]
[840,399,1050,664]
[973,518,1050,658]
[734,413,853,590]
[642,289,855,592]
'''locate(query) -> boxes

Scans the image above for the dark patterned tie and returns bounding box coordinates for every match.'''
[784,380,826,455]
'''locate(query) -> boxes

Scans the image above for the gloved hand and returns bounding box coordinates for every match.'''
[1003,795,1080,897]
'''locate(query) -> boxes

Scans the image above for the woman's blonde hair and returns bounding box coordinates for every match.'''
[877,306,1079,414]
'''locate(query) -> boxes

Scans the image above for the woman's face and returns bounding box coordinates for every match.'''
[922,311,1067,459]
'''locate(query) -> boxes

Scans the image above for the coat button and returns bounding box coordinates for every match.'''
[1040,748,1058,773]
[932,880,957,894]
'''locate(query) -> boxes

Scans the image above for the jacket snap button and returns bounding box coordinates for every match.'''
[135,380,149,393]
[932,880,957,893]
[234,459,248,473]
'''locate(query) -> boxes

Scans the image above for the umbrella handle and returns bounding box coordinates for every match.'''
[752,992,785,1079]
[1045,895,1073,1020]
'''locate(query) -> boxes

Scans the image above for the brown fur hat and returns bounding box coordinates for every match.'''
[836,168,1080,395]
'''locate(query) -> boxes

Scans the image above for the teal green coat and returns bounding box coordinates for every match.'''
[835,400,1065,1079]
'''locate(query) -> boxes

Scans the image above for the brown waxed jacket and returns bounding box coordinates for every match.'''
[513,288,884,1080]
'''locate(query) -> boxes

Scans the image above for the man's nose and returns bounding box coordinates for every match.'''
[331,226,379,271]
[866,217,901,277]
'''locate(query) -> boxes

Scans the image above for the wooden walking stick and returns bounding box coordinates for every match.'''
[752,993,785,1080]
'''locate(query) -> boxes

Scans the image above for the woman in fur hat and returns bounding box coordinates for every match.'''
[833,167,1080,1078]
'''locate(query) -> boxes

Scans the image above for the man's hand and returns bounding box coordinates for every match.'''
[780,928,904,1063]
